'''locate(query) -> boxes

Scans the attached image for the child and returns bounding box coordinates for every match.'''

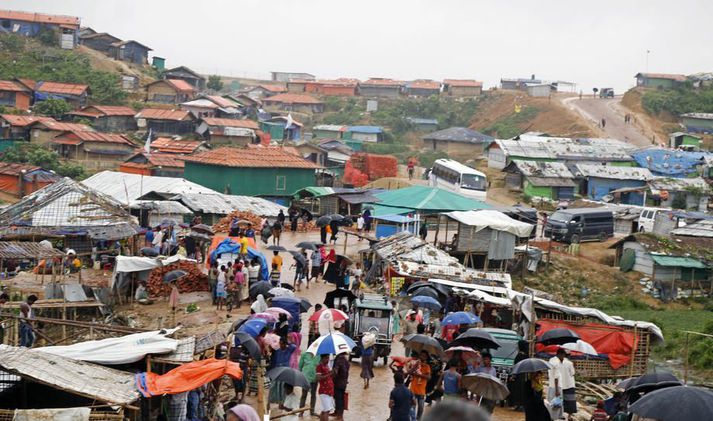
[216,266,227,310]
[226,276,238,312]
[590,400,608,421]
[270,263,281,287]
[279,383,300,421]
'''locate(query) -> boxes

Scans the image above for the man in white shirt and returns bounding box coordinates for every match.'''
[548,348,577,420]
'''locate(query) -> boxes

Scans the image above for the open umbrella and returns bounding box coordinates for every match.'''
[279,283,295,291]
[627,372,682,394]
[160,218,178,227]
[324,288,357,309]
[189,232,212,241]
[390,356,414,367]
[296,241,322,251]
[268,287,294,298]
[267,367,310,389]
[238,318,268,337]
[191,224,214,235]
[616,377,637,390]
[140,247,158,257]
[272,296,311,313]
[163,270,188,283]
[444,346,480,362]
[299,298,312,313]
[249,281,272,300]
[451,328,500,350]
[327,214,345,222]
[266,307,293,319]
[309,308,349,322]
[441,312,481,327]
[628,386,713,421]
[411,287,440,301]
[410,296,442,311]
[401,334,445,357]
[560,340,598,356]
[266,245,287,252]
[234,331,261,359]
[252,312,278,322]
[289,250,308,266]
[511,358,552,375]
[462,373,510,401]
[537,328,580,346]
[315,216,331,227]
[407,281,450,296]
[306,333,356,355]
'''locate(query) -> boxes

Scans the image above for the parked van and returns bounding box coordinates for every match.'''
[545,208,614,243]
[637,207,666,233]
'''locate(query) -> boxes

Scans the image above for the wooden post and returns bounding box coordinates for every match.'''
[629,325,637,377]
[545,238,552,272]
[257,359,266,420]
[342,231,348,255]
[433,215,440,246]
[684,331,689,385]
[61,298,67,342]
[13,318,19,346]
[521,239,529,282]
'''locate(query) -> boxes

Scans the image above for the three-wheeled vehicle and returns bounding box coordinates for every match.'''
[348,293,393,364]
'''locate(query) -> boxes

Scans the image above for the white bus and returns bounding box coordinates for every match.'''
[428,158,488,201]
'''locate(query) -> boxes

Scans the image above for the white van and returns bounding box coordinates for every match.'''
[638,208,666,233]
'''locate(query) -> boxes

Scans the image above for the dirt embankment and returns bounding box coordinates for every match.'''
[470,90,596,138]
[620,88,678,142]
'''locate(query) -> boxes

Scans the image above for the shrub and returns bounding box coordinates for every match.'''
[33,98,72,118]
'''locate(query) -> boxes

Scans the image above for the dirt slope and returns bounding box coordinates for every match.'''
[470,90,596,138]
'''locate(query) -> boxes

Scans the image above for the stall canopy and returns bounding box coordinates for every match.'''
[209,237,268,280]
[111,255,195,289]
[0,345,139,405]
[649,254,708,269]
[136,358,242,397]
[445,210,534,237]
[37,329,180,365]
[370,186,490,214]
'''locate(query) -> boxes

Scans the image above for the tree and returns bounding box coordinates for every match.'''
[207,75,224,91]
[592,87,599,98]
[33,98,72,118]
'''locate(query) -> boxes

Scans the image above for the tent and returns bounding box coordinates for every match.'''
[445,210,534,237]
[371,186,490,214]
[208,237,268,280]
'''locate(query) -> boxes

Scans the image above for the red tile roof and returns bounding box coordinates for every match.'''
[30,120,93,132]
[136,108,193,121]
[36,81,89,96]
[201,118,259,130]
[165,79,197,93]
[408,80,441,90]
[362,78,403,87]
[263,93,323,105]
[150,137,203,154]
[444,79,483,87]
[184,146,321,169]
[69,105,136,117]
[53,131,134,145]
[0,115,55,127]
[0,162,41,176]
[0,80,30,92]
[636,73,687,82]
[0,10,80,28]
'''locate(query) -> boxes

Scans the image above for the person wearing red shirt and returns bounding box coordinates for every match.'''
[316,354,334,421]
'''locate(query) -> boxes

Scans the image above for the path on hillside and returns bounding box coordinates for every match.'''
[562,96,655,147]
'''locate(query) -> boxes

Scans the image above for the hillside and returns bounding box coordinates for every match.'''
[470,90,596,138]
[621,88,679,142]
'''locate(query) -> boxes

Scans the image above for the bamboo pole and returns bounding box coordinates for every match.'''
[257,360,266,420]
[684,331,689,385]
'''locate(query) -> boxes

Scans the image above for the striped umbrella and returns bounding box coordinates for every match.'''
[306,333,356,355]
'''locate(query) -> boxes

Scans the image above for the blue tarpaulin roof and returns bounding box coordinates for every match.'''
[209,238,268,280]
[630,148,711,177]
[347,126,383,134]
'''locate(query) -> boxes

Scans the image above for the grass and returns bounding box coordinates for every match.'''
[483,105,540,138]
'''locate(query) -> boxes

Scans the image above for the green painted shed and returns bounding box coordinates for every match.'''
[183,146,321,198]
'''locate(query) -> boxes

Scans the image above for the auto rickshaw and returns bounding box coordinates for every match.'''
[348,293,393,365]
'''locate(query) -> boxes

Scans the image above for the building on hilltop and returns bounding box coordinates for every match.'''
[161,66,206,90]
[34,81,89,108]
[442,79,483,97]
[634,73,687,89]
[271,71,315,83]
[0,9,80,49]
[422,127,493,155]
[109,40,152,65]
[67,105,137,132]
[134,108,196,136]
[146,79,196,104]
[359,78,403,98]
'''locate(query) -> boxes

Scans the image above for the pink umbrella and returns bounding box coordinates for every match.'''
[309,308,348,322]
[445,346,480,362]
[265,307,293,319]
[253,312,278,322]
[264,333,281,350]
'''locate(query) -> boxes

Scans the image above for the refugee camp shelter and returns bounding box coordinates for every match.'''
[0,79,33,111]
[28,120,93,145]
[680,113,713,134]
[79,32,121,53]
[630,148,710,177]
[370,185,490,216]
[271,71,315,83]
[34,81,89,108]
[120,152,185,177]
[128,200,192,227]
[292,186,367,215]
[0,178,138,252]
[573,164,653,205]
[171,192,287,224]
[244,84,287,100]
[67,105,137,132]
[260,116,303,142]
[0,9,80,49]
[649,176,710,211]
[0,114,54,141]
[135,108,196,136]
[422,127,493,155]
[405,118,439,132]
[145,79,197,104]
[0,162,60,201]
[343,126,383,145]
[312,124,347,139]
[359,78,403,97]
[148,137,205,155]
[634,72,687,89]
[180,95,242,119]
[183,146,321,199]
[109,40,152,64]
[404,80,441,96]
[51,130,135,169]
[503,160,576,201]
[263,93,324,113]
[669,132,702,150]
[162,66,206,90]
[197,117,259,146]
[442,79,483,97]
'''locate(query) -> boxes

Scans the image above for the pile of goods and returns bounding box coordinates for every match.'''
[343,153,398,187]
[212,211,263,233]
[146,261,208,296]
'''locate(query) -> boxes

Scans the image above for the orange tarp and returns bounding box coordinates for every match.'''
[536,319,637,369]
[137,358,242,397]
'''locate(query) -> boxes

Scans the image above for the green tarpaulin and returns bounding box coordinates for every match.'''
[650,254,708,269]
[370,186,489,214]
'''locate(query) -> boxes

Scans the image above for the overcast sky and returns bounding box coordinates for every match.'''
[6,0,713,92]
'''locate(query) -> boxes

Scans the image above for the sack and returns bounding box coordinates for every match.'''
[344,392,349,411]
[362,332,376,348]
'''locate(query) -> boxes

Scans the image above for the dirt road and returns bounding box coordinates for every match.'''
[562,96,654,147]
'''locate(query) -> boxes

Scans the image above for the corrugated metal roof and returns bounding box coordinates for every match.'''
[650,254,707,268]
[181,99,218,109]
[512,160,573,178]
[163,79,196,93]
[493,136,635,161]
[150,137,203,154]
[574,164,653,181]
[82,171,216,204]
[649,176,710,192]
[54,131,134,145]
[30,120,93,132]
[423,127,492,144]
[0,80,29,92]
[0,10,80,28]
[263,93,322,105]
[636,72,687,82]
[36,81,88,96]
[0,241,63,259]
[672,220,713,238]
[183,146,321,169]
[173,192,286,217]
[406,117,439,125]
[443,79,483,87]
[527,176,576,187]
[361,78,403,87]
[406,80,441,90]
[313,125,347,132]
[680,112,713,120]
[201,118,259,130]
[0,114,54,127]
[135,108,193,121]
[347,126,383,134]
[129,200,192,214]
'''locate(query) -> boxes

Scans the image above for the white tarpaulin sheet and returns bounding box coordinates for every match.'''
[110,255,196,288]
[446,210,534,237]
[37,329,180,365]
[13,407,90,421]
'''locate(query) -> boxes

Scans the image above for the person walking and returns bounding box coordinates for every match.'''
[408,350,432,420]
[389,372,415,421]
[309,250,322,286]
[360,338,375,389]
[247,259,260,286]
[316,354,335,421]
[549,348,576,420]
[476,353,497,413]
[402,312,419,356]
[299,351,319,417]
[524,371,551,421]
[332,351,350,420]
[215,267,227,311]
[19,295,37,347]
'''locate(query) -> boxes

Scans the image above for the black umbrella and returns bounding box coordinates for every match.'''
[630,386,713,421]
[279,282,295,291]
[324,288,357,309]
[289,250,308,266]
[299,297,312,312]
[616,377,637,390]
[401,334,445,357]
[327,214,345,222]
[537,328,581,346]
[160,218,178,227]
[407,281,450,296]
[411,287,441,301]
[163,270,188,283]
[511,358,552,375]
[296,241,322,251]
[627,372,682,394]
[189,232,212,241]
[140,247,158,257]
[266,245,287,252]
[316,215,331,227]
[234,331,261,359]
[451,328,501,350]
[191,224,214,235]
[249,281,272,299]
[267,367,310,389]
[271,296,311,313]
